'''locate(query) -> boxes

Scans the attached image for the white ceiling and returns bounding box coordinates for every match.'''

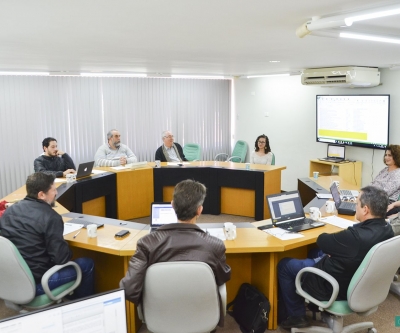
[1,0,400,76]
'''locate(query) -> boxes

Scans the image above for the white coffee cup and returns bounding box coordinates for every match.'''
[313,171,319,179]
[66,173,76,183]
[224,222,237,240]
[87,224,98,238]
[325,201,336,214]
[155,160,161,168]
[309,207,322,221]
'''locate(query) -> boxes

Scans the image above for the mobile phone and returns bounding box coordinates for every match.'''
[115,229,130,238]
[257,224,273,230]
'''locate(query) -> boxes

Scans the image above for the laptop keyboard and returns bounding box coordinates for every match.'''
[340,189,355,196]
[340,202,356,210]
[279,218,314,230]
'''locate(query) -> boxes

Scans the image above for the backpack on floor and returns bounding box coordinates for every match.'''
[227,283,270,333]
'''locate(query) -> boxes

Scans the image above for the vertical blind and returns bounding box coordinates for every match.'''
[0,76,231,198]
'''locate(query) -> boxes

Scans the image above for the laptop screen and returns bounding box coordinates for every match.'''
[0,289,127,333]
[330,183,342,208]
[150,202,178,227]
[327,144,345,159]
[266,191,305,224]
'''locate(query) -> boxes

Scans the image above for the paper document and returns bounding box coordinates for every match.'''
[91,169,108,174]
[167,162,190,166]
[316,194,332,199]
[63,223,84,236]
[203,228,226,240]
[320,215,355,229]
[111,166,127,170]
[264,227,304,240]
[54,178,66,183]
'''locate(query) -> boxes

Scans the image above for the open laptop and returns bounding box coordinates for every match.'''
[266,191,325,232]
[330,182,357,215]
[75,161,95,179]
[319,144,345,163]
[150,202,178,232]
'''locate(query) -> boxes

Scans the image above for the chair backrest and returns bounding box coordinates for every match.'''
[0,236,36,304]
[347,235,400,313]
[183,143,201,161]
[231,140,248,163]
[142,261,220,333]
[271,152,275,165]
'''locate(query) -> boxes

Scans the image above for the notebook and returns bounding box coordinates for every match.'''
[330,183,357,215]
[66,218,104,229]
[319,144,345,162]
[266,191,325,232]
[150,202,178,232]
[75,161,95,179]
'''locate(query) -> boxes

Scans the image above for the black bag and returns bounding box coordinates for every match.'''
[227,283,270,333]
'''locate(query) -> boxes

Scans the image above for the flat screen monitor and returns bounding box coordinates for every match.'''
[316,95,390,149]
[0,289,127,333]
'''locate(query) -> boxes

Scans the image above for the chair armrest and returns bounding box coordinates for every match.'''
[41,261,82,301]
[214,153,228,161]
[227,156,242,162]
[295,267,339,310]
[137,303,145,322]
[218,284,227,316]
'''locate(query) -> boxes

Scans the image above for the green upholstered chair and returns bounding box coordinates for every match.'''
[183,143,201,161]
[271,152,275,165]
[292,235,400,333]
[0,236,82,312]
[214,140,248,163]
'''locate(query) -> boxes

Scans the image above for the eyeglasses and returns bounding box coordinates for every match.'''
[258,141,266,144]
[164,135,174,139]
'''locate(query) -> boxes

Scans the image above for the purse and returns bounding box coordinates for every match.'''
[227,283,270,333]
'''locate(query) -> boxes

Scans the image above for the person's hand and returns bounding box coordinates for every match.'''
[120,157,127,166]
[63,169,76,177]
[57,150,65,156]
[387,203,395,211]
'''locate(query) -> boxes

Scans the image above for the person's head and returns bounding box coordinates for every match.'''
[107,129,121,149]
[384,145,400,167]
[254,134,271,153]
[42,137,58,156]
[172,179,207,222]
[26,172,57,206]
[162,130,174,148]
[356,185,388,222]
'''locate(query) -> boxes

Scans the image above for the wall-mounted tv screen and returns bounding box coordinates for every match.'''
[316,95,390,149]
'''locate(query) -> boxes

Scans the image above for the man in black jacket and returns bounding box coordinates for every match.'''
[0,172,94,299]
[34,137,76,177]
[278,186,394,330]
[155,130,187,162]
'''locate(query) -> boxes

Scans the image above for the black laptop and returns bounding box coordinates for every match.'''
[266,191,325,232]
[319,144,345,163]
[330,182,357,215]
[75,161,95,179]
[150,202,178,232]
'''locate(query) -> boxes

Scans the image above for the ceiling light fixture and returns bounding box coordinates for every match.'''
[340,32,400,44]
[171,75,228,79]
[0,71,50,76]
[80,73,147,77]
[269,61,280,63]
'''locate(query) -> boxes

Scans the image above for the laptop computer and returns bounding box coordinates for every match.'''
[330,182,357,215]
[319,144,345,163]
[150,202,178,232]
[266,191,325,232]
[66,218,104,229]
[75,161,95,179]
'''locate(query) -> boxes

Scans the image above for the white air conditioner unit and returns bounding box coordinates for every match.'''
[301,66,380,87]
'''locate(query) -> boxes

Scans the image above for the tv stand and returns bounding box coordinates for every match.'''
[309,159,362,186]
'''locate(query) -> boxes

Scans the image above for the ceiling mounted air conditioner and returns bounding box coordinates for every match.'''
[301,66,380,87]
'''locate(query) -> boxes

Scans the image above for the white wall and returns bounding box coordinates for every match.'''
[234,69,400,191]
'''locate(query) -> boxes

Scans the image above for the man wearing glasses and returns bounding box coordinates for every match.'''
[155,130,187,162]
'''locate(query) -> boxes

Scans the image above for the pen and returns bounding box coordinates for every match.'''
[120,222,127,225]
[73,230,81,239]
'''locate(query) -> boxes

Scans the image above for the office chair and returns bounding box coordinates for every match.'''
[138,261,226,333]
[183,143,201,161]
[271,152,275,165]
[214,140,248,163]
[0,236,82,312]
[292,235,400,333]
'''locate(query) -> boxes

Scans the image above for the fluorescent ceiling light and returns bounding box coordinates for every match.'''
[171,75,227,79]
[80,73,147,77]
[346,6,400,24]
[269,60,280,63]
[0,71,50,76]
[246,74,290,78]
[340,32,400,44]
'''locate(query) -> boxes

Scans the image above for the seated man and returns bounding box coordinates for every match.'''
[120,179,231,327]
[278,186,394,330]
[34,137,76,177]
[155,130,187,162]
[94,129,137,167]
[0,172,94,299]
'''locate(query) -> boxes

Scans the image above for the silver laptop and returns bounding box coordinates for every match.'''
[319,144,345,163]
[75,161,95,179]
[150,202,178,232]
[266,191,325,232]
[330,183,357,216]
